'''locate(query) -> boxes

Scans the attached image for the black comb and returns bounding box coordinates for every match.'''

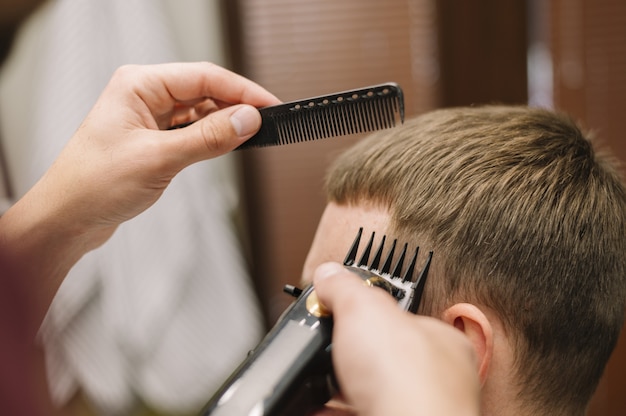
[343,227,432,314]
[237,83,404,149]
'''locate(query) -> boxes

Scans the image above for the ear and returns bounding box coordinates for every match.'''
[441,303,493,385]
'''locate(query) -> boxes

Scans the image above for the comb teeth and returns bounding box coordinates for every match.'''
[391,243,408,278]
[343,227,363,267]
[402,247,419,283]
[380,239,397,275]
[408,250,433,314]
[344,227,433,314]
[370,235,386,271]
[237,83,404,149]
[357,231,375,267]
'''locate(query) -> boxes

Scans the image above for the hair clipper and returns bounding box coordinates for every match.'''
[200,228,432,415]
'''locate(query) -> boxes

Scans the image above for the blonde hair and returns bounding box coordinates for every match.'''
[325,106,626,414]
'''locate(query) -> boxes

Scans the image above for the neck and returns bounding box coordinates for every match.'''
[480,382,583,416]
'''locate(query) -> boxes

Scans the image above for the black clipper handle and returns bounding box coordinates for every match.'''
[200,283,337,416]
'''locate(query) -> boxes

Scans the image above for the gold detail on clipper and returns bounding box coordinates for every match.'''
[362,275,396,294]
[306,290,331,318]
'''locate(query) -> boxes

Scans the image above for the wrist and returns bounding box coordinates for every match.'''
[0,177,108,327]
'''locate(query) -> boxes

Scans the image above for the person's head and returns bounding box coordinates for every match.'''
[303,105,626,416]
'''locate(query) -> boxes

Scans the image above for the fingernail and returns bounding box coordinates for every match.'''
[230,106,260,137]
[315,262,344,282]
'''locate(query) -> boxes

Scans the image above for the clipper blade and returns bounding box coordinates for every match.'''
[343,227,432,314]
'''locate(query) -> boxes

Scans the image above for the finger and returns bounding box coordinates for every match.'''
[161,104,262,166]
[193,98,220,118]
[130,62,281,117]
[167,99,220,127]
[313,262,399,317]
[168,62,280,105]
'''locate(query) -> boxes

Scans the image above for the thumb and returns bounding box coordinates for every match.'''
[165,104,261,165]
[313,262,398,316]
[312,262,363,313]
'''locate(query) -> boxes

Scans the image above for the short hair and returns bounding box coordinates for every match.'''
[325,106,626,414]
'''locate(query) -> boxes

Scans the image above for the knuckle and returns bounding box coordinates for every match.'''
[112,64,138,79]
[199,61,216,70]
[200,120,226,153]
[110,64,143,87]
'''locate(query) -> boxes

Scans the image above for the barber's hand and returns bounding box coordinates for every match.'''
[45,62,279,243]
[313,262,480,416]
[0,63,279,412]
[0,62,279,326]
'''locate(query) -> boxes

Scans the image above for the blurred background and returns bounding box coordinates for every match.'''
[1,0,625,415]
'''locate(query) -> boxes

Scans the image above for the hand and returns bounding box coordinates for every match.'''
[44,62,279,242]
[0,62,279,415]
[313,262,480,416]
[0,62,280,325]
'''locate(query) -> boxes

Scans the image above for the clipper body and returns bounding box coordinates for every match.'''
[201,283,335,416]
[201,229,432,416]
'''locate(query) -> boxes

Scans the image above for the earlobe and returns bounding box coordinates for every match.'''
[442,303,493,385]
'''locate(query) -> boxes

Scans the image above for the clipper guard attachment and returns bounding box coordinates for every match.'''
[343,227,433,314]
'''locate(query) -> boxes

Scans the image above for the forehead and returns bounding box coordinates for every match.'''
[301,201,391,284]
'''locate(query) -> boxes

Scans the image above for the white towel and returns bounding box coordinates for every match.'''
[0,0,264,414]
